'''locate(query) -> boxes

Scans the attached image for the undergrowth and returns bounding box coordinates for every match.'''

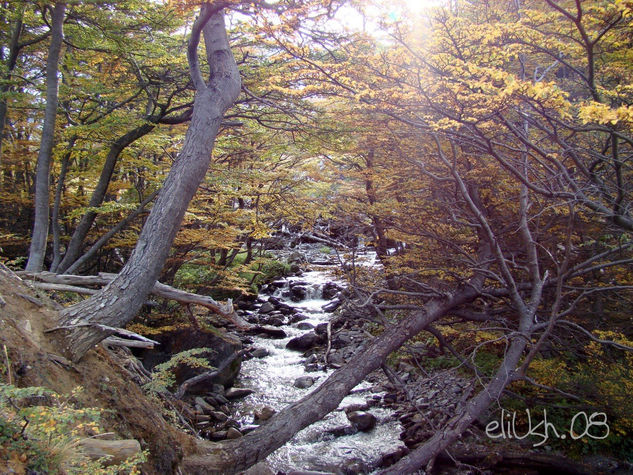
[0,384,146,474]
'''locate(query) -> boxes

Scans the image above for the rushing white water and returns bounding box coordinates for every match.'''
[233,264,404,474]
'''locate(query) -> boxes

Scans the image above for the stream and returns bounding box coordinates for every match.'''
[233,256,405,474]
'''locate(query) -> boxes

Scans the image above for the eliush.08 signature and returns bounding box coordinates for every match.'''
[485,408,609,447]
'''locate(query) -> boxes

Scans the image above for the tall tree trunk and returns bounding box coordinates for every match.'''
[25,2,66,271]
[54,123,155,273]
[0,7,23,161]
[50,137,75,271]
[58,5,240,362]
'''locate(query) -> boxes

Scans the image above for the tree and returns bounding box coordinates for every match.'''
[8,0,630,472]
[25,1,66,271]
[180,1,633,471]
[51,1,195,273]
[58,2,241,361]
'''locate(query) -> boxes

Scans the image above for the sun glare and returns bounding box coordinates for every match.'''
[334,0,445,36]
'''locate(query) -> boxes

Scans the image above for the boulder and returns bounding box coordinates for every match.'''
[237,300,257,311]
[332,333,352,349]
[322,282,343,300]
[325,426,357,438]
[209,411,229,422]
[201,394,220,407]
[295,322,314,330]
[293,376,315,389]
[247,325,287,339]
[251,347,270,358]
[289,285,307,302]
[322,299,341,312]
[226,427,243,439]
[267,317,284,327]
[225,387,254,399]
[286,332,324,351]
[289,313,309,323]
[195,397,214,414]
[209,430,227,441]
[254,406,276,421]
[289,280,308,287]
[341,402,369,413]
[346,411,377,431]
[277,303,295,315]
[258,302,275,314]
[206,393,229,405]
[327,352,345,366]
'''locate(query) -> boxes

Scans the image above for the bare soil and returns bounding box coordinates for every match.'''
[0,266,195,474]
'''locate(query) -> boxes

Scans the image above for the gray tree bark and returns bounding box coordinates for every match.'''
[181,279,488,473]
[58,4,239,362]
[25,2,66,271]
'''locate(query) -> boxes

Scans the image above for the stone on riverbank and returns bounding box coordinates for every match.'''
[286,332,324,351]
[294,376,315,389]
[346,411,377,431]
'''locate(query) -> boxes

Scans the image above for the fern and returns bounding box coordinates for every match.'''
[143,348,216,394]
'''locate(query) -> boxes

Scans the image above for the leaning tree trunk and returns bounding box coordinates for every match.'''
[58,5,240,362]
[182,292,529,475]
[25,2,66,271]
[181,287,484,473]
[54,123,155,273]
[378,337,528,474]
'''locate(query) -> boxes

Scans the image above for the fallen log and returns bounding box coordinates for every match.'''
[19,271,248,328]
[78,438,141,466]
[45,323,160,350]
[174,349,247,399]
[32,282,98,295]
[102,336,156,349]
[434,447,621,475]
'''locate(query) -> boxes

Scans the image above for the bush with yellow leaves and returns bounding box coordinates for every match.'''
[0,384,146,474]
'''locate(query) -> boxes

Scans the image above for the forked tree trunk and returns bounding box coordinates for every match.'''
[58,5,240,362]
[25,2,66,271]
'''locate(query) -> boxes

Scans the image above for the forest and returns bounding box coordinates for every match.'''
[1,0,633,473]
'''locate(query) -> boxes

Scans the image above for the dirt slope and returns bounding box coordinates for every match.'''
[0,265,194,474]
